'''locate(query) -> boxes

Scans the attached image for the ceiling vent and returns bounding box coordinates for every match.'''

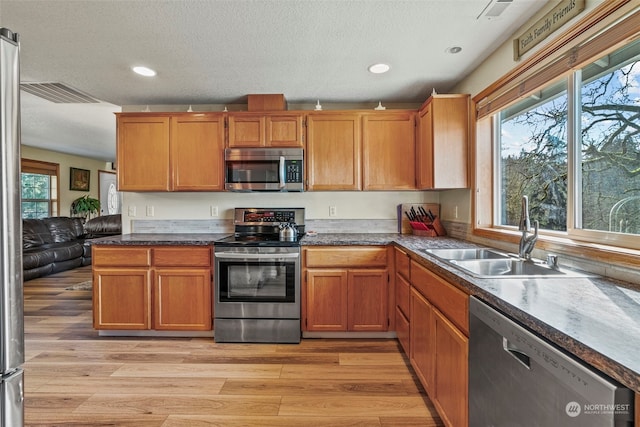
[20,82,99,103]
[477,0,513,20]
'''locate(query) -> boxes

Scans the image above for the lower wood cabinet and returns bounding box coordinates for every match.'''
[303,246,389,332]
[408,259,469,427]
[154,268,212,331]
[93,245,212,331]
[410,287,435,393]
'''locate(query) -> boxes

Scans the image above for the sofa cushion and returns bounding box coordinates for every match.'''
[22,248,55,270]
[84,214,121,238]
[23,219,54,249]
[41,241,84,262]
[43,217,79,243]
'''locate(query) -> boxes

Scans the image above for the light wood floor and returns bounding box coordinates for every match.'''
[23,266,443,426]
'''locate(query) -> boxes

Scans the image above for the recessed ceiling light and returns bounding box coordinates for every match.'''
[132,66,157,77]
[368,63,390,74]
[446,46,463,54]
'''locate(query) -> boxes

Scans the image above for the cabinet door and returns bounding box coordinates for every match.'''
[153,268,212,331]
[433,307,468,427]
[305,269,348,331]
[410,288,435,395]
[417,95,469,189]
[362,112,416,190]
[306,113,361,190]
[116,115,170,191]
[171,114,225,191]
[266,114,304,147]
[348,269,388,332]
[228,114,265,147]
[93,268,151,330]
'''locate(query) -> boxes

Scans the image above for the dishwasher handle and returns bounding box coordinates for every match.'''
[503,337,531,370]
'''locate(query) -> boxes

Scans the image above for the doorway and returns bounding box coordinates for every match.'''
[98,170,122,215]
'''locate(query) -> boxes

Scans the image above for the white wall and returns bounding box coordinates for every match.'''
[21,145,110,216]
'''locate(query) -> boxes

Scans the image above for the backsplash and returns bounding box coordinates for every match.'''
[131,218,400,234]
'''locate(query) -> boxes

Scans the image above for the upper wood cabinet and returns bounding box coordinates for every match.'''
[362,111,416,190]
[227,112,304,148]
[117,115,171,191]
[116,113,225,191]
[306,113,361,190]
[171,114,225,191]
[416,94,470,189]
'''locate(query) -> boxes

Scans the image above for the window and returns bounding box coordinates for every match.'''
[498,80,568,232]
[494,36,640,247]
[21,159,59,219]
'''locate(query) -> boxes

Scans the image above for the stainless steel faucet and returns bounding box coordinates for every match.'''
[518,195,538,260]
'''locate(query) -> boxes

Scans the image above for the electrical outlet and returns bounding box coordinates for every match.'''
[146,205,154,217]
[329,206,337,217]
[210,206,219,217]
[454,205,459,219]
[128,205,136,217]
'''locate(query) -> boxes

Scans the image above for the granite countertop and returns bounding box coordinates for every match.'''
[89,233,231,245]
[93,232,640,393]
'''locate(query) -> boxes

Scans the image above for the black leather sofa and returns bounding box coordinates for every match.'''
[22,214,121,281]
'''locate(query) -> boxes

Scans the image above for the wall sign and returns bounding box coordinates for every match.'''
[513,0,585,60]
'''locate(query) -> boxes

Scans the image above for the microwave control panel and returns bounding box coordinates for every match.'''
[285,160,302,183]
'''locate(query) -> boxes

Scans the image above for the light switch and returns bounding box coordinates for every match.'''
[146,205,154,217]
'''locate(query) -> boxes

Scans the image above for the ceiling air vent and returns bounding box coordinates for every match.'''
[477,0,513,19]
[20,82,99,103]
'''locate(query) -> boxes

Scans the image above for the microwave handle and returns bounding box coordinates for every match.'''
[279,156,286,189]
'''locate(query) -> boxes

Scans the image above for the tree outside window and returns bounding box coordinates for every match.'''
[21,159,59,219]
[496,36,640,242]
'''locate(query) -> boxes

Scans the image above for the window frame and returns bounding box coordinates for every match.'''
[472,1,640,261]
[21,158,60,219]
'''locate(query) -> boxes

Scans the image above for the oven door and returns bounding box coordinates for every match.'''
[214,248,300,319]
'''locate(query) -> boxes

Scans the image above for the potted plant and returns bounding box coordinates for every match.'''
[70,195,100,220]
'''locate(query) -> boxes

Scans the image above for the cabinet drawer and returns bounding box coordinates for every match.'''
[92,246,151,267]
[395,247,410,280]
[396,306,410,355]
[395,273,411,320]
[305,247,387,268]
[411,260,468,336]
[153,246,212,267]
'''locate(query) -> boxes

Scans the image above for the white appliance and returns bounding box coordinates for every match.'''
[0,27,25,426]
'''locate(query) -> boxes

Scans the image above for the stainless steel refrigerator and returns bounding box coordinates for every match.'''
[0,27,25,426]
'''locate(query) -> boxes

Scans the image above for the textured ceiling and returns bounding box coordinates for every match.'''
[0,0,549,161]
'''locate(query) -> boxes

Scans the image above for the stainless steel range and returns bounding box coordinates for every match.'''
[213,208,304,343]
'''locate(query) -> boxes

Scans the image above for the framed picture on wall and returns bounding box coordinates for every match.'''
[70,167,90,191]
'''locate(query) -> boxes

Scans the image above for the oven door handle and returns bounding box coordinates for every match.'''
[278,156,286,189]
[214,252,299,260]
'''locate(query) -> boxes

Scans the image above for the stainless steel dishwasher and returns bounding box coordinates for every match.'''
[469,297,634,427]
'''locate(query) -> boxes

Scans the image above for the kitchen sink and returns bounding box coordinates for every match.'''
[423,248,511,260]
[423,247,589,278]
[449,258,589,278]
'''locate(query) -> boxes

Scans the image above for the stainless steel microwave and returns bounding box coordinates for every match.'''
[224,148,304,192]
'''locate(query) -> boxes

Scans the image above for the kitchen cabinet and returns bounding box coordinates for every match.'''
[306,113,361,190]
[303,246,388,332]
[227,112,304,147]
[410,287,435,393]
[93,245,213,332]
[362,111,416,190]
[409,259,468,427]
[394,247,411,353]
[171,114,225,191]
[116,113,225,191]
[117,115,170,191]
[92,247,152,330]
[416,94,470,189]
